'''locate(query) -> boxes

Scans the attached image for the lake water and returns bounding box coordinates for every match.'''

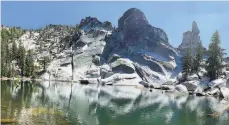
[1,80,229,125]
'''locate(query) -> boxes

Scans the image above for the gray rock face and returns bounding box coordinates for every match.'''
[178,21,201,54]
[227,79,229,88]
[79,17,112,31]
[118,8,148,39]
[31,8,181,88]
[225,57,229,64]
[118,8,168,45]
[100,65,113,79]
[108,54,120,64]
[92,55,100,66]
[74,39,86,48]
[86,68,100,78]
[101,8,179,84]
[134,63,165,85]
[192,21,200,34]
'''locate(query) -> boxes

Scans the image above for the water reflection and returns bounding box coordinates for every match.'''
[1,80,229,125]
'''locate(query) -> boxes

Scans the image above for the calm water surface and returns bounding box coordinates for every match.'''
[1,80,229,125]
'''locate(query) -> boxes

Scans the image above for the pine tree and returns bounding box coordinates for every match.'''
[12,40,18,60]
[6,63,12,78]
[18,41,26,76]
[25,50,35,77]
[193,41,204,72]
[182,48,194,77]
[75,24,79,32]
[206,31,225,80]
[1,34,7,77]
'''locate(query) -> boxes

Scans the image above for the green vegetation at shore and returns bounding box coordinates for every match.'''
[1,27,50,78]
[182,31,226,80]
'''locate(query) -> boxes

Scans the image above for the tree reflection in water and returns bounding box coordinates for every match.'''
[1,80,229,125]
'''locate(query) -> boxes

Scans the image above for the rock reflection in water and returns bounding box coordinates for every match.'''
[1,80,229,125]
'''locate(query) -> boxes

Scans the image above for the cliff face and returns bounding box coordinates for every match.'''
[178,21,201,55]
[101,8,179,85]
[103,8,178,60]
[79,16,113,31]
[11,8,181,86]
[118,8,169,46]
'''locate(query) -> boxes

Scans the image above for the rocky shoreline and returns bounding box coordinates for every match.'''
[1,75,229,101]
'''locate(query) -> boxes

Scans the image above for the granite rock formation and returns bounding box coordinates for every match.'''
[178,21,201,55]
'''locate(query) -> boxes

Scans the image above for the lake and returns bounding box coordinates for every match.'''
[1,80,229,125]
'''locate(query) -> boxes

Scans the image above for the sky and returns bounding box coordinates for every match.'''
[2,1,229,55]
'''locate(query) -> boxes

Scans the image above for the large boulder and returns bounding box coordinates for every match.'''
[206,88,220,96]
[181,80,200,91]
[194,86,205,95]
[175,84,189,94]
[160,56,177,70]
[110,58,135,74]
[134,63,167,85]
[208,79,227,88]
[133,55,166,75]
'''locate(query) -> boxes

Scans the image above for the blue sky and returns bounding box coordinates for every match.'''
[2,1,229,55]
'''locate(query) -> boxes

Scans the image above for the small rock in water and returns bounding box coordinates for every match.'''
[196,92,206,96]
[80,80,89,85]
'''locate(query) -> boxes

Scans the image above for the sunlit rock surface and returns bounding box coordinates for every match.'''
[178,21,203,55]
